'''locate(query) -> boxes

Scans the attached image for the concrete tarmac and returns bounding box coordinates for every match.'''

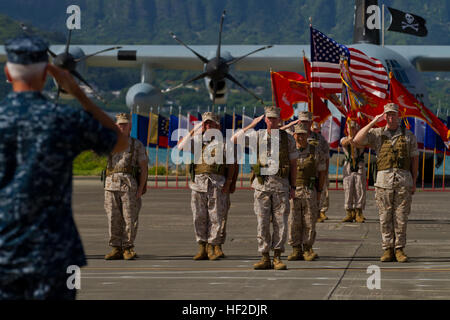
[73,178,450,300]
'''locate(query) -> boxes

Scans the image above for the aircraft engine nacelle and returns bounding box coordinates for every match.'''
[125,82,165,114]
[51,46,87,100]
[204,77,228,105]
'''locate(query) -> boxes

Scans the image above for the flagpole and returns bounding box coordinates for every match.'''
[421,150,425,190]
[447,109,449,191]
[335,146,340,189]
[366,148,371,190]
[218,105,222,134]
[432,108,440,190]
[303,54,312,115]
[130,104,135,141]
[307,18,315,115]
[232,106,236,132]
[146,106,153,159]
[328,117,333,149]
[165,106,172,188]
[176,106,181,188]
[443,149,447,191]
[432,146,436,190]
[155,106,160,188]
[186,110,190,188]
[240,106,245,188]
[270,68,276,107]
[382,3,385,47]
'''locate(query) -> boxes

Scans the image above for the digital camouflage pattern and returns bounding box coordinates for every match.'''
[104,137,147,249]
[310,131,330,161]
[4,34,49,65]
[366,125,418,250]
[254,190,290,253]
[375,187,412,249]
[366,126,419,189]
[104,137,147,192]
[289,141,326,248]
[250,129,298,254]
[249,129,298,192]
[341,138,366,210]
[318,175,329,213]
[189,137,230,246]
[0,91,117,297]
[191,174,230,245]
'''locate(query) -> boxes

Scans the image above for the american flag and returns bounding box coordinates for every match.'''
[310,27,349,94]
[158,115,169,148]
[348,48,389,99]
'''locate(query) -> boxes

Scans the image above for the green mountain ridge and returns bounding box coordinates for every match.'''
[0,0,448,112]
[0,0,448,45]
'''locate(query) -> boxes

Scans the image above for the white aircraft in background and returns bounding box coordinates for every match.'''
[0,0,448,179]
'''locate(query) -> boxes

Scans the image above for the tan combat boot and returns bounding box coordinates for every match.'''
[355,208,366,223]
[214,244,225,258]
[193,241,208,260]
[303,245,318,261]
[123,247,137,260]
[380,248,394,262]
[342,209,355,222]
[253,253,272,270]
[105,246,123,260]
[317,211,328,223]
[287,246,303,261]
[273,249,287,270]
[395,248,408,263]
[207,243,220,260]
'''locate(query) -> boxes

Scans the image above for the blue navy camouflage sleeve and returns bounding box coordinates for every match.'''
[63,106,117,156]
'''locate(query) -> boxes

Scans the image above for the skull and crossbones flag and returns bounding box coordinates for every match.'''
[387,7,428,37]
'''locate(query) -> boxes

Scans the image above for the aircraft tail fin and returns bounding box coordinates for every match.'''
[353,0,380,45]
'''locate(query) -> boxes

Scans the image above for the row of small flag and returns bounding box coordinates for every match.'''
[130,109,450,155]
[130,109,269,149]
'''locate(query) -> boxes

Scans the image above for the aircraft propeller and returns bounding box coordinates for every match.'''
[20,23,121,103]
[51,29,122,103]
[163,10,272,106]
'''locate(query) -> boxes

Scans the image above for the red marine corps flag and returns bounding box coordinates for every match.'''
[303,56,332,124]
[271,71,309,120]
[271,68,331,124]
[389,75,450,147]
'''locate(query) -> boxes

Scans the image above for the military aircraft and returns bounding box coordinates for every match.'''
[0,0,448,178]
[0,0,448,111]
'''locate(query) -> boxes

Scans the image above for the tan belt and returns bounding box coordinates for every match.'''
[106,167,133,176]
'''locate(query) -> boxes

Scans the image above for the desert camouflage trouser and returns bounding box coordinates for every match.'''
[191,185,230,245]
[104,190,141,248]
[343,170,366,210]
[319,175,329,213]
[288,187,319,247]
[219,197,232,244]
[375,187,412,250]
[254,190,290,253]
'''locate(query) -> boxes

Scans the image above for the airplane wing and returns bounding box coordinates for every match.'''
[1,44,449,72]
[387,45,450,72]
[0,44,310,72]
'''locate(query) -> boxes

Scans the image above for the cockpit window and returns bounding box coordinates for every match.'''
[385,59,410,84]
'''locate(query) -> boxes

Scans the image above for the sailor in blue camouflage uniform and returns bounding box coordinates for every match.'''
[0,34,127,300]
